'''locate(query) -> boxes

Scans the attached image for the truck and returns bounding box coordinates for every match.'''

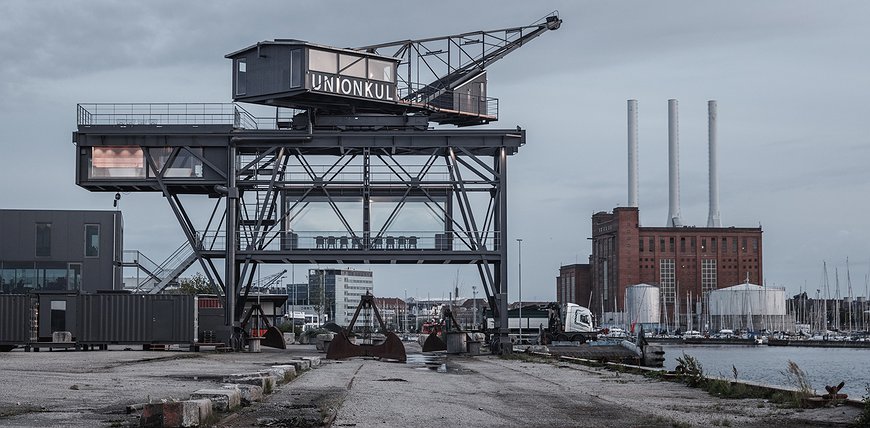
[485,302,598,344]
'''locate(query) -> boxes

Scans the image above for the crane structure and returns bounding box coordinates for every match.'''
[72,12,562,353]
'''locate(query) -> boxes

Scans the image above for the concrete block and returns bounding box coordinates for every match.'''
[52,331,72,343]
[186,399,213,426]
[230,376,273,391]
[315,333,334,351]
[271,365,297,381]
[223,384,263,405]
[301,356,321,367]
[140,403,164,427]
[190,388,241,412]
[283,359,311,371]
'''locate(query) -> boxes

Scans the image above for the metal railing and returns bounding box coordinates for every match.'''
[196,229,500,252]
[76,103,304,130]
[398,84,498,119]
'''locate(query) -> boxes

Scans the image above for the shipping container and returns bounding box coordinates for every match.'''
[77,294,198,344]
[0,295,34,346]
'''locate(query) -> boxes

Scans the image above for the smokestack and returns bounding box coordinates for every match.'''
[707,100,721,227]
[667,99,682,227]
[627,99,639,208]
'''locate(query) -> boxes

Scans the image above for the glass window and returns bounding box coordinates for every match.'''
[290,49,303,88]
[339,54,366,78]
[680,237,686,253]
[1,263,35,293]
[85,224,100,257]
[36,263,68,290]
[148,147,204,178]
[648,238,654,252]
[67,263,81,291]
[638,239,643,252]
[236,58,246,95]
[368,58,394,82]
[36,223,51,257]
[742,238,747,253]
[669,237,675,252]
[309,49,337,73]
[90,146,145,179]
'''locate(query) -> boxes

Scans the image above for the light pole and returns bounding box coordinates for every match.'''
[472,285,478,330]
[517,238,523,343]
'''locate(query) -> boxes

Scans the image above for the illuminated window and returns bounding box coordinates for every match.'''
[368,59,394,82]
[339,54,366,78]
[309,49,337,73]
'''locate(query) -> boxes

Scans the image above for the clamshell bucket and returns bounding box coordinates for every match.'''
[324,292,406,362]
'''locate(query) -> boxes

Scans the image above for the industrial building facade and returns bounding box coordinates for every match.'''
[308,269,373,326]
[0,210,123,294]
[556,263,592,308]
[590,206,762,320]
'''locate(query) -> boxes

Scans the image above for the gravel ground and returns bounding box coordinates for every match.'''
[0,343,862,427]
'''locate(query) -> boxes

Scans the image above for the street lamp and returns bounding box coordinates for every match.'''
[517,238,523,343]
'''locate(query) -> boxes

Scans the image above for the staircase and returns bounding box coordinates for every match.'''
[122,240,199,294]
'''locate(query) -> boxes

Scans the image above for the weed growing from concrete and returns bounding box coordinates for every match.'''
[674,353,705,387]
[782,360,814,407]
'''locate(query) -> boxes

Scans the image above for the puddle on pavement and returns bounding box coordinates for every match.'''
[405,353,448,372]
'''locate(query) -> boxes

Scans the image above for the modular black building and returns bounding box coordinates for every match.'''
[0,210,123,294]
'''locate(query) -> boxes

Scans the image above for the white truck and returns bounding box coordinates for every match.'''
[486,302,598,344]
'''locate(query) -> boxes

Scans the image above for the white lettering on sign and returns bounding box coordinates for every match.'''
[311,72,395,101]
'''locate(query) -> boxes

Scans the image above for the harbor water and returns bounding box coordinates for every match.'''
[662,343,870,397]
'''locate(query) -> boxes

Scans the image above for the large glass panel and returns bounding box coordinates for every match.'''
[309,49,337,73]
[148,147,204,178]
[67,263,82,291]
[290,49,303,88]
[85,224,100,257]
[368,59,394,82]
[236,58,246,95]
[1,263,36,293]
[90,146,145,179]
[36,222,51,257]
[339,54,366,78]
[36,263,68,290]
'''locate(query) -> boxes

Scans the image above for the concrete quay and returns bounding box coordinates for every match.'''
[0,342,861,427]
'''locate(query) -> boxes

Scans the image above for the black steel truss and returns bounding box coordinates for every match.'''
[75,122,521,352]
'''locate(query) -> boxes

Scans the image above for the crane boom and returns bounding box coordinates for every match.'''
[358,12,561,102]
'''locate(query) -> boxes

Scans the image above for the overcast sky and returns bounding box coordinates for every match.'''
[2,1,869,302]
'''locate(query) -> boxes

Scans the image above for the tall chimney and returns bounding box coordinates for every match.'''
[627,99,639,208]
[707,100,721,227]
[667,99,683,227]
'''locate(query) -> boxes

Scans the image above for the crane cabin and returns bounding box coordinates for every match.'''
[226,41,402,116]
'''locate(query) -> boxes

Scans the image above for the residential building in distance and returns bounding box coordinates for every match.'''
[308,268,373,326]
